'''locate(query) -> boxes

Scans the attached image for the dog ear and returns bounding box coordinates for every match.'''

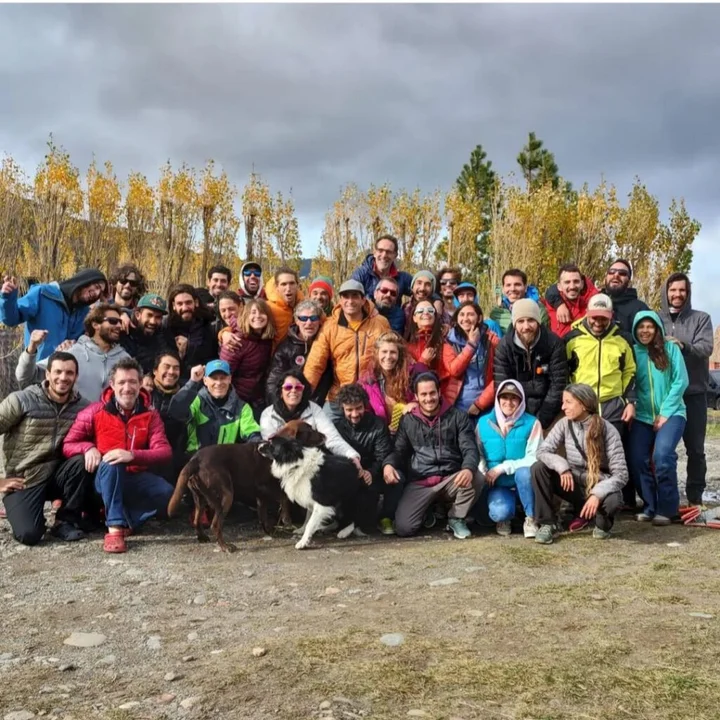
[298,428,326,447]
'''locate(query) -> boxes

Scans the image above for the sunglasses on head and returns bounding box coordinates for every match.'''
[243,269,261,278]
[282,383,305,392]
[414,307,436,316]
[377,287,398,297]
[297,315,320,322]
[607,268,630,277]
[119,278,139,287]
[103,317,123,326]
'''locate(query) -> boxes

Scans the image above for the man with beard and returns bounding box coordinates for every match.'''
[494,299,567,431]
[352,234,413,300]
[196,265,232,311]
[109,264,146,314]
[373,277,405,334]
[542,264,599,338]
[16,304,130,403]
[598,260,648,334]
[437,267,461,326]
[265,267,303,344]
[0,268,107,360]
[165,284,217,382]
[120,294,175,375]
[1,351,92,546]
[308,276,334,316]
[237,262,266,301]
[402,270,444,327]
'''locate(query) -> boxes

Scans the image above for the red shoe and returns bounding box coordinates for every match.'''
[569,517,590,532]
[190,510,212,528]
[103,532,127,553]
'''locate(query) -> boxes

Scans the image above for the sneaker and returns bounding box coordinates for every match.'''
[50,522,86,542]
[523,517,538,539]
[635,513,653,522]
[652,515,671,527]
[535,524,555,545]
[423,510,437,529]
[446,518,471,539]
[495,521,512,537]
[593,527,611,540]
[569,516,590,533]
[378,517,395,535]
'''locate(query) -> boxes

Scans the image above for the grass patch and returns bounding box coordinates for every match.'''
[503,545,560,567]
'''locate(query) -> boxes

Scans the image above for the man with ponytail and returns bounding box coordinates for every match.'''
[531,384,628,545]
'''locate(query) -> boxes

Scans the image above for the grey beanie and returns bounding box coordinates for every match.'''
[565,383,599,415]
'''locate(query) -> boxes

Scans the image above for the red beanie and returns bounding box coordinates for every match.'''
[309,279,333,300]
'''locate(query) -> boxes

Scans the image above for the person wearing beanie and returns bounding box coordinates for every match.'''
[531,383,628,544]
[403,270,445,330]
[493,295,567,430]
[490,268,548,335]
[308,276,334,317]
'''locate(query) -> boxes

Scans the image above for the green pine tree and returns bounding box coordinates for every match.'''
[517,132,562,191]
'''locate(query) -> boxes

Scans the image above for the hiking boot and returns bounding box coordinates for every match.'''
[652,515,672,527]
[535,524,555,545]
[523,517,538,539]
[635,513,653,522]
[50,522,86,542]
[495,521,512,537]
[593,527,612,540]
[378,517,395,535]
[446,518,471,539]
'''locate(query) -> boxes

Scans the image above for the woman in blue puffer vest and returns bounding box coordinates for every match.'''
[477,379,543,538]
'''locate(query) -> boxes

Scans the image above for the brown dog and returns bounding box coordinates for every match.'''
[167,420,326,552]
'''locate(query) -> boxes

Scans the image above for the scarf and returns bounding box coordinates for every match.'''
[493,380,527,436]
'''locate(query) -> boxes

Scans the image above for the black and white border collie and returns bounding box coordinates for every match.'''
[258,436,373,550]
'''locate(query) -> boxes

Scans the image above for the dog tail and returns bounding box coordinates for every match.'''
[167,455,199,518]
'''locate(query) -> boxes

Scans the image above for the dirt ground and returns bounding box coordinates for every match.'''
[2,440,720,720]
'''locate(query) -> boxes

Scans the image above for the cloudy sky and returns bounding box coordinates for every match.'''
[1,3,719,324]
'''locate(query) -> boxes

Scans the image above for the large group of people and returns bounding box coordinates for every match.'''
[0,235,714,552]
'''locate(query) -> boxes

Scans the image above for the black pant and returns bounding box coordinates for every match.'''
[2,455,92,546]
[370,471,405,520]
[683,393,707,505]
[531,461,622,531]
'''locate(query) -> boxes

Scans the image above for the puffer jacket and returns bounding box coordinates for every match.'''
[303,300,391,401]
[63,386,171,474]
[536,416,628,499]
[119,325,176,376]
[493,326,567,429]
[565,318,637,421]
[659,278,714,396]
[264,277,305,345]
[334,413,393,477]
[218,319,273,404]
[632,311,688,424]
[385,401,479,485]
[351,253,413,300]
[0,382,90,489]
[542,275,600,338]
[489,286,549,335]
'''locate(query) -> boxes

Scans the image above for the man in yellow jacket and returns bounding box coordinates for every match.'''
[304,279,391,420]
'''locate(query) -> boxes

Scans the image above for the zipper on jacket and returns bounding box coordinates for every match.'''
[596,335,603,415]
[648,357,656,419]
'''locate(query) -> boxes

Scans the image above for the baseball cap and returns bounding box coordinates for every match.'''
[338,279,365,297]
[587,294,614,319]
[136,293,168,315]
[497,382,523,400]
[205,359,231,377]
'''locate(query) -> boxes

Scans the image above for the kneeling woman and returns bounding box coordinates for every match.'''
[477,380,542,538]
[531,383,628,544]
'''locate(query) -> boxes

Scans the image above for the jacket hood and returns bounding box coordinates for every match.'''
[502,284,540,310]
[494,379,527,433]
[452,281,478,308]
[58,268,107,305]
[411,397,453,425]
[74,335,128,361]
[632,310,666,343]
[238,262,265,297]
[660,274,692,317]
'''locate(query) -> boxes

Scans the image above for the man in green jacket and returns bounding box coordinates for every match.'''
[0,351,91,545]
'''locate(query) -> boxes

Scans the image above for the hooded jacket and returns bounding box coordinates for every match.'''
[493,325,567,429]
[451,282,503,336]
[0,269,107,361]
[15,335,130,403]
[385,400,479,485]
[264,276,305,345]
[351,253,413,300]
[489,286,549,335]
[303,300,391,401]
[237,262,267,300]
[632,311,688,425]
[658,278,713,396]
[541,275,600,338]
[218,319,273,404]
[0,381,90,489]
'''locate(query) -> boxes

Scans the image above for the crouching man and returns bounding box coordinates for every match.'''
[383,371,483,539]
[62,358,173,554]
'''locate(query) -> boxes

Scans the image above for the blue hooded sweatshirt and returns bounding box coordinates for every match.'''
[452,282,503,337]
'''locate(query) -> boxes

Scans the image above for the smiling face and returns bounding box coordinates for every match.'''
[377,340,400,373]
[635,318,658,346]
[96,309,123,344]
[562,391,588,421]
[412,277,433,302]
[498,393,521,417]
[587,315,611,336]
[342,401,366,426]
[559,270,583,301]
[281,375,305,410]
[136,308,163,336]
[203,371,231,399]
[111,368,141,410]
[75,281,106,306]
[514,316,539,346]
[374,280,399,309]
[46,359,77,400]
[310,287,330,308]
[340,291,364,319]
[457,305,481,334]
[439,273,459,299]
[116,272,139,301]
[173,292,196,322]
[605,263,631,292]
[415,380,440,416]
[218,298,241,324]
[414,300,436,330]
[243,266,261,293]
[456,289,475,305]
[667,279,688,310]
[153,354,181,390]
[208,272,230,298]
[247,303,268,333]
[374,238,397,274]
[503,274,526,304]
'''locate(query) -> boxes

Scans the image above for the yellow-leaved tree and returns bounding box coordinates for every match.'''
[0,156,31,273]
[124,172,157,267]
[268,191,301,272]
[83,159,122,271]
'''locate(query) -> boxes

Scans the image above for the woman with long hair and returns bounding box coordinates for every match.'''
[531,384,628,545]
[405,299,444,375]
[360,331,416,433]
[628,311,689,524]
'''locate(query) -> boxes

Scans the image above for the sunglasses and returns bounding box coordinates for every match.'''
[282,383,305,392]
[377,287,398,297]
[243,269,261,278]
[119,278,139,287]
[607,268,630,277]
[439,279,458,286]
[297,315,320,322]
[103,317,123,326]
[414,307,436,316]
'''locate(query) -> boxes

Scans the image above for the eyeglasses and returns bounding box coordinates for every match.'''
[607,268,630,277]
[282,383,305,392]
[377,287,398,297]
[103,317,123,326]
[119,278,139,287]
[414,307,436,316]
[296,315,320,322]
[243,269,261,278]
[439,279,458,286]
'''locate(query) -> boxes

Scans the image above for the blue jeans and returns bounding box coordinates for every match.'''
[94,462,174,529]
[628,416,686,518]
[487,466,535,522]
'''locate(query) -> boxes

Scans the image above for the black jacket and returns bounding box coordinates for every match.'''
[493,326,567,429]
[334,413,393,478]
[265,325,333,406]
[149,386,187,460]
[165,316,218,382]
[120,326,176,376]
[386,403,479,483]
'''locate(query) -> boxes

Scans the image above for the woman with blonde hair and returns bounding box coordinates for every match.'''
[360,331,416,433]
[531,383,628,545]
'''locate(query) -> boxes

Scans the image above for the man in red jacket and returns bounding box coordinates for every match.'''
[542,263,599,338]
[63,357,173,553]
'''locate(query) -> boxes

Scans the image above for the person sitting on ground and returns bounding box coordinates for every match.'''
[628,311,689,525]
[531,383,628,545]
[265,300,332,406]
[119,293,175,375]
[333,384,397,535]
[452,282,503,336]
[402,270,444,327]
[351,234,413,300]
[490,268,548,335]
[443,301,499,418]
[17,304,131,402]
[384,371,483,539]
[0,268,107,360]
[197,264,232,312]
[109,263,147,315]
[372,276,405,334]
[259,369,362,468]
[360,331,416,433]
[541,263,599,338]
[0,351,91,546]
[219,298,276,418]
[264,267,303,345]
[437,267,462,327]
[308,276,334,316]
[303,279,390,421]
[477,380,542,538]
[493,299,567,430]
[62,358,174,554]
[237,261,266,301]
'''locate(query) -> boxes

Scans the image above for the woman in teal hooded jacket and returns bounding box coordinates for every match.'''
[628,310,689,524]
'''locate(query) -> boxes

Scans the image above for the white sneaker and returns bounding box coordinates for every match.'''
[496,521,512,537]
[523,517,538,539]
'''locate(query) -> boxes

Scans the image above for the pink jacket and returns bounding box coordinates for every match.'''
[360,374,414,426]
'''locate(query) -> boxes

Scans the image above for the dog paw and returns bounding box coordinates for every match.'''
[295,539,311,550]
[292,526,306,536]
[336,523,355,540]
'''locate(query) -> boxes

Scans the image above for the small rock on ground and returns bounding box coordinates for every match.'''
[118,702,141,710]
[429,577,460,587]
[380,633,405,647]
[193,594,207,605]
[319,700,332,710]
[5,712,36,720]
[180,696,201,710]
[158,693,176,704]
[146,635,162,650]
[164,671,182,681]
[63,632,106,648]
[97,655,116,665]
[407,711,428,718]
[187,631,199,641]
[252,647,267,657]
